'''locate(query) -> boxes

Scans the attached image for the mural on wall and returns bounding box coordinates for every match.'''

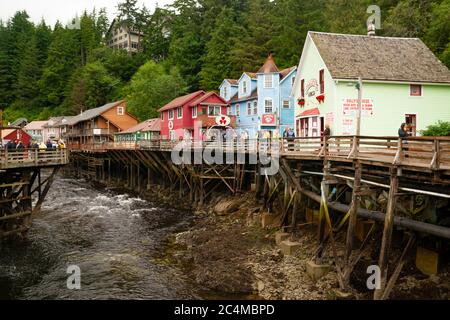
[303,79,320,109]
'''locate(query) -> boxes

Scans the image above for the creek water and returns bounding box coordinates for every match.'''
[0,176,200,300]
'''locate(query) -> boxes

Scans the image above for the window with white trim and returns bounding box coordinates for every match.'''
[169,130,176,141]
[283,99,290,109]
[264,98,273,113]
[236,104,240,116]
[247,102,252,115]
[208,105,221,116]
[253,101,257,115]
[168,109,174,120]
[410,84,422,97]
[227,106,232,115]
[117,106,124,115]
[242,81,248,95]
[264,75,273,88]
[177,107,183,119]
[223,87,228,100]
[192,107,197,118]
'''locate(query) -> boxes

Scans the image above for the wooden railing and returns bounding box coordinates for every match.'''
[0,148,69,169]
[67,136,450,171]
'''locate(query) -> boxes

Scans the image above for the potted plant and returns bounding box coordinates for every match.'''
[316,94,325,103]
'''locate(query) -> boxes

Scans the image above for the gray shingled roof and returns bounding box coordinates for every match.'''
[66,101,124,126]
[309,32,450,84]
[229,89,258,104]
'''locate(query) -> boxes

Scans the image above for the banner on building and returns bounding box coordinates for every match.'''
[342,98,374,117]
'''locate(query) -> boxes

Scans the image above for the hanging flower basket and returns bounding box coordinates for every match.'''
[298,98,305,106]
[316,94,325,103]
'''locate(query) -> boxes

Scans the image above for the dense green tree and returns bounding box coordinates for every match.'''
[270,0,326,68]
[229,0,276,72]
[199,8,243,90]
[383,0,434,37]
[39,23,81,108]
[67,61,121,114]
[425,0,450,67]
[125,60,187,120]
[143,7,173,61]
[169,0,207,90]
[324,0,372,34]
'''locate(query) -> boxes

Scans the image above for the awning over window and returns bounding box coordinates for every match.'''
[297,108,320,118]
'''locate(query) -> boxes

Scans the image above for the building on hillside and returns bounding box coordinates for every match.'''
[219,54,297,138]
[106,18,144,53]
[62,100,139,146]
[24,121,47,142]
[159,91,235,141]
[114,118,161,143]
[1,128,32,146]
[43,116,73,142]
[292,31,450,137]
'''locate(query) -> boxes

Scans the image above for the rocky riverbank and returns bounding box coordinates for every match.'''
[170,193,342,300]
[168,192,450,300]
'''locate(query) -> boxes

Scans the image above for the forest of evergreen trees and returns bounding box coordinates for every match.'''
[1,0,449,123]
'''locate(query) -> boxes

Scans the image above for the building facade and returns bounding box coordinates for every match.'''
[106,19,144,53]
[24,121,47,142]
[159,91,234,141]
[219,55,297,138]
[62,100,139,146]
[114,118,161,143]
[292,31,450,137]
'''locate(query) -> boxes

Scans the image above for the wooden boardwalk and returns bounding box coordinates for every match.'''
[68,135,450,179]
[0,149,69,170]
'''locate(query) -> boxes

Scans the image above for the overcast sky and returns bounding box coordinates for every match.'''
[0,0,174,27]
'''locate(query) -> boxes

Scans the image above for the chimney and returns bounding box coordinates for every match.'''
[367,20,376,36]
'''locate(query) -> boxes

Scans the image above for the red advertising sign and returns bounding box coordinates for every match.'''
[262,114,276,125]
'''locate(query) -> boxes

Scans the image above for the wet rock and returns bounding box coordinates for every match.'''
[214,199,241,216]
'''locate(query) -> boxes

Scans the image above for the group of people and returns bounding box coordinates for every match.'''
[2,139,66,151]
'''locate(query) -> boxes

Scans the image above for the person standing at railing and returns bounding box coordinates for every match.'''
[16,140,25,163]
[286,128,296,151]
[398,122,409,159]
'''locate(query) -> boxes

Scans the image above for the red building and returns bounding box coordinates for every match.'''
[159,91,235,140]
[1,128,32,146]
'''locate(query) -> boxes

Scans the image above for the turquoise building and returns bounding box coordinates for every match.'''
[219,55,297,138]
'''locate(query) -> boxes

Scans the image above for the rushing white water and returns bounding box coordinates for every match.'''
[0,176,198,300]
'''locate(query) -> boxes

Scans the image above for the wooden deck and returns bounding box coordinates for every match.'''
[69,136,450,176]
[0,149,69,170]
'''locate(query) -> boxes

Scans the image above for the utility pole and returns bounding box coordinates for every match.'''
[356,77,363,136]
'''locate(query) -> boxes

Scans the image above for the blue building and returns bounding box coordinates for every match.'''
[219,54,297,138]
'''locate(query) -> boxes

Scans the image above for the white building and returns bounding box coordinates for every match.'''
[106,19,144,53]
